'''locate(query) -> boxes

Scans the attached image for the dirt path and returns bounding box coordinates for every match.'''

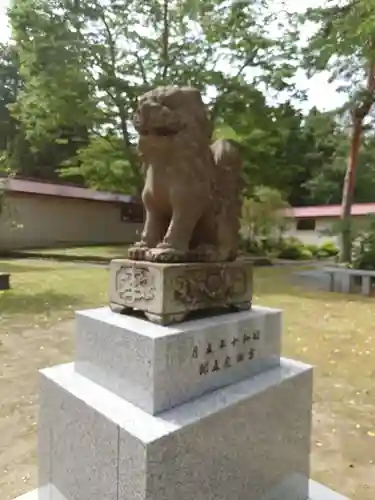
[311,406,375,499]
[0,320,74,499]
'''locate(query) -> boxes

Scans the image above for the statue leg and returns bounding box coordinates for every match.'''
[148,205,202,262]
[141,209,165,248]
[128,209,167,260]
[190,209,218,261]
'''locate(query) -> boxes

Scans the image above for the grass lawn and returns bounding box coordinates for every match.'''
[1,260,374,499]
[16,245,129,260]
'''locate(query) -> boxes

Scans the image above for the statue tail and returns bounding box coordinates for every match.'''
[210,138,244,260]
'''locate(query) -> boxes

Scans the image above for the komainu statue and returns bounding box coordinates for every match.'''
[128,86,243,263]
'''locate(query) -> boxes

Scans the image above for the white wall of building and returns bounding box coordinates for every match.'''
[0,192,142,250]
[284,215,370,247]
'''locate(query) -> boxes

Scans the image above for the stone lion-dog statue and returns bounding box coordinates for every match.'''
[128,86,243,263]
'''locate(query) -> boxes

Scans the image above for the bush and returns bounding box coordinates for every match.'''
[318,241,339,257]
[240,234,340,262]
[239,237,264,256]
[241,186,290,249]
[305,243,320,257]
[351,222,375,270]
[277,237,313,260]
[303,241,340,260]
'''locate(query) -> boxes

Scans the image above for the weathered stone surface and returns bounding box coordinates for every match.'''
[109,258,252,324]
[38,370,118,500]
[13,481,352,500]
[128,85,243,263]
[17,300,351,500]
[75,305,281,414]
[37,358,313,500]
[323,266,375,296]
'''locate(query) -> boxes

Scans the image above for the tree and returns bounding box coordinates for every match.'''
[241,186,290,250]
[0,43,21,155]
[215,99,343,206]
[0,40,88,182]
[306,127,375,205]
[300,107,345,205]
[9,0,297,194]
[301,0,375,262]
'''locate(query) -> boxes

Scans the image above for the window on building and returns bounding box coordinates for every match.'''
[120,202,144,223]
[296,218,316,231]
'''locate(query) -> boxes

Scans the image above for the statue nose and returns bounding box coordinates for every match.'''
[142,101,159,116]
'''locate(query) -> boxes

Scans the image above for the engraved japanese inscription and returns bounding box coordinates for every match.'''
[115,265,156,304]
[174,267,247,307]
[192,327,262,376]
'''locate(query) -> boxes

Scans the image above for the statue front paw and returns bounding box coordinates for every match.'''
[146,247,188,263]
[128,241,149,260]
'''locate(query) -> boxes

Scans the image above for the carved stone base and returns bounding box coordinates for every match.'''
[109,258,253,325]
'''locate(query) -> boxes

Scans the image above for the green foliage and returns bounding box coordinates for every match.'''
[241,186,290,251]
[304,241,340,260]
[276,238,339,261]
[318,241,340,258]
[9,0,95,145]
[0,40,88,181]
[0,168,23,230]
[277,237,311,261]
[61,136,138,194]
[0,43,20,152]
[305,128,375,205]
[8,0,299,194]
[0,159,12,218]
[299,1,375,262]
[4,0,375,209]
[304,243,320,256]
[301,0,375,88]
[351,216,375,270]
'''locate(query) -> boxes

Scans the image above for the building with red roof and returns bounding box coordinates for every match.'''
[0,178,143,251]
[282,203,375,246]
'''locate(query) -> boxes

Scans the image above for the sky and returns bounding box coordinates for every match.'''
[0,0,346,112]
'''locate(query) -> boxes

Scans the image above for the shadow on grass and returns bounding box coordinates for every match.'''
[255,268,375,304]
[259,281,375,304]
[8,245,129,262]
[0,262,60,273]
[0,290,82,315]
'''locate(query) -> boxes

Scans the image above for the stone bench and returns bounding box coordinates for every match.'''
[323,267,375,296]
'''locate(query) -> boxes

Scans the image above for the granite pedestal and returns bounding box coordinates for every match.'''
[15,481,349,500]
[14,306,349,500]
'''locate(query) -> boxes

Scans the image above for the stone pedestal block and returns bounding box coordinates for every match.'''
[75,306,281,414]
[13,481,351,500]
[38,358,312,500]
[109,258,253,325]
[12,304,351,500]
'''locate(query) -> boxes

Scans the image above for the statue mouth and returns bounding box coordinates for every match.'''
[139,126,180,137]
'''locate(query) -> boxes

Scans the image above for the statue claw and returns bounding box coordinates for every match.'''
[146,247,188,263]
[128,241,149,260]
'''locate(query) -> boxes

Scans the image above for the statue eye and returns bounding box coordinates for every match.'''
[159,98,171,108]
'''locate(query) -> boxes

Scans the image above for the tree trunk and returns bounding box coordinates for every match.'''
[339,119,362,262]
[339,55,375,263]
